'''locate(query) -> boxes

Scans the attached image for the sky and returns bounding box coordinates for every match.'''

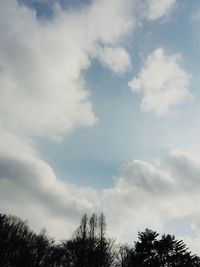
[1,0,200,254]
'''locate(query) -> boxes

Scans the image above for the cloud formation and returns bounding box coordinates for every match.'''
[0,0,136,140]
[1,0,197,254]
[0,0,135,239]
[128,48,191,115]
[93,46,132,75]
[102,150,200,253]
[145,0,177,20]
[0,131,99,239]
[2,143,200,253]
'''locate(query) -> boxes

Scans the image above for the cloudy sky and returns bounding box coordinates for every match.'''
[1,0,200,253]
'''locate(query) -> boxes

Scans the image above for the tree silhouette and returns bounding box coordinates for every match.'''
[0,213,200,266]
[60,213,116,267]
[0,214,55,267]
[119,228,200,267]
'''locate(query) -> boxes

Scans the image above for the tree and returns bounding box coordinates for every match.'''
[1,213,200,267]
[120,228,200,267]
[60,213,116,267]
[0,214,55,267]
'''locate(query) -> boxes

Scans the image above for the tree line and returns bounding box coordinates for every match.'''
[0,212,200,267]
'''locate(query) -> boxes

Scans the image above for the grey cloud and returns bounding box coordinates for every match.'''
[2,144,200,253]
[0,0,136,240]
[0,0,192,251]
[0,151,98,238]
[102,150,200,251]
[118,160,174,194]
[165,151,200,191]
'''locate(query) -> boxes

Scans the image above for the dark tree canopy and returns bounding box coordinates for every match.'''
[0,213,199,267]
[118,229,200,267]
[0,214,54,267]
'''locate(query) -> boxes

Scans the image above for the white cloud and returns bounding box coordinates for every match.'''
[2,132,200,253]
[0,0,135,239]
[0,132,99,239]
[1,0,197,254]
[0,0,95,140]
[128,48,191,115]
[0,0,136,140]
[145,0,177,20]
[93,45,131,74]
[0,0,178,138]
[102,150,200,253]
